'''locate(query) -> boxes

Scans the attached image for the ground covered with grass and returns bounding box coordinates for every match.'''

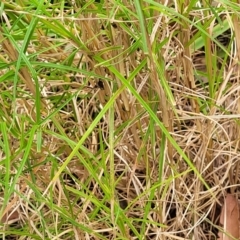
[0,0,240,239]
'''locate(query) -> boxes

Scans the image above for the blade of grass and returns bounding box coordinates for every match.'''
[134,0,149,54]
[0,123,11,202]
[109,99,116,226]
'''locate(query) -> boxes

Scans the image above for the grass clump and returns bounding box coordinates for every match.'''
[0,0,240,239]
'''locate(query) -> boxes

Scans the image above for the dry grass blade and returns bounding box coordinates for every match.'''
[218,194,240,240]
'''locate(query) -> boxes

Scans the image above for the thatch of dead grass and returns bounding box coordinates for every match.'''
[0,0,240,239]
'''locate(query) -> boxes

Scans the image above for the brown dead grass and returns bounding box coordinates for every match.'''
[1,1,240,239]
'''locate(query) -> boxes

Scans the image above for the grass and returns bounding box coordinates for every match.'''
[0,0,240,239]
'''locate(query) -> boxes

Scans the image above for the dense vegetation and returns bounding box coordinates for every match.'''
[0,0,239,239]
